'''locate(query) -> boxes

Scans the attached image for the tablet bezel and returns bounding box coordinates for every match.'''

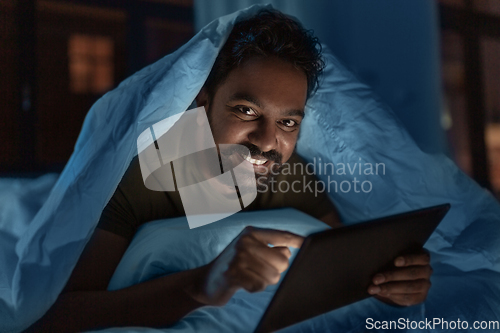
[254,203,451,333]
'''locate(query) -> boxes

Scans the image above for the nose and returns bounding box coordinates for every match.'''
[248,119,278,153]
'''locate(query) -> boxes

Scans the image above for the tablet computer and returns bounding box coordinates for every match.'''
[254,203,451,333]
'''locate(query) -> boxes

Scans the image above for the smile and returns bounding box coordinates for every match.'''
[241,153,268,165]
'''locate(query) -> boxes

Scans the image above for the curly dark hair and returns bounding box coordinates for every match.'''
[203,8,325,100]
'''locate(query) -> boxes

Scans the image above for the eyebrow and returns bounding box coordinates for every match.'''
[228,93,262,108]
[228,92,305,118]
[285,109,305,118]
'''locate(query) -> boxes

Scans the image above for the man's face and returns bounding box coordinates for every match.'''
[197,56,308,188]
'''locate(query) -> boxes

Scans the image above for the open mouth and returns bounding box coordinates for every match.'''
[241,153,268,165]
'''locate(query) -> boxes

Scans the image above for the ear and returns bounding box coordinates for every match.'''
[195,87,210,111]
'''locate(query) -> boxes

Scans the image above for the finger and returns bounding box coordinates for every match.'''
[237,237,290,273]
[368,279,431,296]
[272,246,292,259]
[227,265,271,293]
[372,265,433,284]
[244,226,304,248]
[394,250,431,267]
[231,250,282,285]
[382,292,427,307]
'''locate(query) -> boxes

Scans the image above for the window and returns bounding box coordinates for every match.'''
[439,0,500,197]
[68,34,114,94]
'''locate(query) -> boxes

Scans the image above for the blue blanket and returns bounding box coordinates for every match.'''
[1,4,499,332]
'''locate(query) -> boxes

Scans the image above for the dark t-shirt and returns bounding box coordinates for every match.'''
[97,153,336,240]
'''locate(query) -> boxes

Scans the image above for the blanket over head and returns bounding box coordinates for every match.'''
[1,4,499,332]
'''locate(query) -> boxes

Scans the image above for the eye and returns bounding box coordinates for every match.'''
[281,119,298,128]
[237,106,257,116]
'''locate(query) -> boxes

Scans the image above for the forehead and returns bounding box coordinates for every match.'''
[217,57,308,113]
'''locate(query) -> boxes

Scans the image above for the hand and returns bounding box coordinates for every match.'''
[190,226,304,306]
[368,249,433,306]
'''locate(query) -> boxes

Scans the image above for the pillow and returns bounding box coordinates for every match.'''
[108,208,329,291]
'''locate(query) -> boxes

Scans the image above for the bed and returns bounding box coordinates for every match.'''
[1,4,499,332]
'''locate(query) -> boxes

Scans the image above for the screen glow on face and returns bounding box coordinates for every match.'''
[202,56,308,189]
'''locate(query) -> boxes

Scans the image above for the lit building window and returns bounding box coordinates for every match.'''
[68,34,114,94]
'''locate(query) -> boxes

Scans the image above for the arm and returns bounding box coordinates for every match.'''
[25,228,207,332]
[26,227,303,332]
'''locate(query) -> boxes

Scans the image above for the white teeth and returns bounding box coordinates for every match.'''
[242,154,267,165]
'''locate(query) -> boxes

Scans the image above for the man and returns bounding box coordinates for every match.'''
[27,9,432,332]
